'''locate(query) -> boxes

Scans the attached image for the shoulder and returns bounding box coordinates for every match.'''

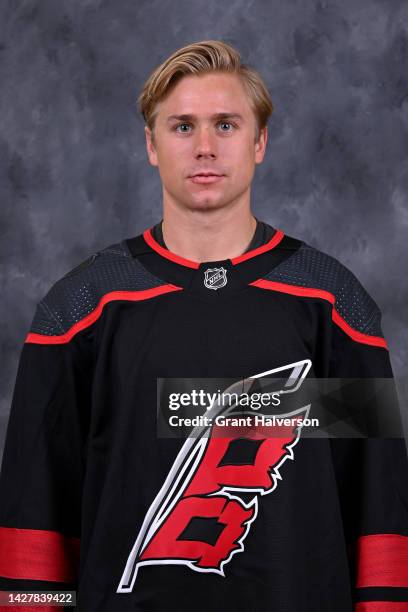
[265,237,383,339]
[28,239,163,339]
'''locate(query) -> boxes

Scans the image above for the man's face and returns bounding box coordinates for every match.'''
[145,72,267,211]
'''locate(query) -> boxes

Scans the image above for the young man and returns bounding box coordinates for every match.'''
[0,40,407,611]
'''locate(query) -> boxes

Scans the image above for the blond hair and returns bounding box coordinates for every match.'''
[137,40,273,143]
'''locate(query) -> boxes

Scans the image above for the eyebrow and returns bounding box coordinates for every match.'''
[166,113,244,123]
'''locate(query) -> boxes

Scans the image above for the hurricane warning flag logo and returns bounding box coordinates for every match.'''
[117,359,312,593]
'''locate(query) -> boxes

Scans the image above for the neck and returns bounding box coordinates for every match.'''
[161,195,258,263]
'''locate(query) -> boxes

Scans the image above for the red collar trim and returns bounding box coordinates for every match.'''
[143,227,285,268]
[230,230,285,264]
[143,229,200,269]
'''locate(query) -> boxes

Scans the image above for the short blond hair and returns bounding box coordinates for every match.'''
[137,40,274,142]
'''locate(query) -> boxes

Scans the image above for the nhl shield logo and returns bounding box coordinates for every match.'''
[204,267,228,290]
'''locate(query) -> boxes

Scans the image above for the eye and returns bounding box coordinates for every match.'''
[218,121,235,132]
[173,121,237,134]
[174,123,191,133]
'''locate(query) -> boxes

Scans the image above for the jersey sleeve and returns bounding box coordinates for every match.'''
[328,276,408,611]
[0,294,94,602]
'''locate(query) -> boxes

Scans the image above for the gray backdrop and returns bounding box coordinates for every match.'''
[1,0,407,460]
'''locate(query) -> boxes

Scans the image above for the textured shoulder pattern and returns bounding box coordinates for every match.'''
[263,243,382,337]
[30,241,167,336]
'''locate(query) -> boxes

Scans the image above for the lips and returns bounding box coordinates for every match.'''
[191,172,223,177]
[189,174,225,184]
[188,171,225,185]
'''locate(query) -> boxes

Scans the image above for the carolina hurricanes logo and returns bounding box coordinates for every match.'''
[117,359,312,593]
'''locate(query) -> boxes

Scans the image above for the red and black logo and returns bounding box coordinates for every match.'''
[117,359,312,593]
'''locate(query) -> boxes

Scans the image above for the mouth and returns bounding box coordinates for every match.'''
[188,173,225,185]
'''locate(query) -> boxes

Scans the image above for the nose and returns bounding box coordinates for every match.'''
[194,126,217,159]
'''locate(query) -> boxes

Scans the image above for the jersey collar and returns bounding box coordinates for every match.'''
[125,225,301,301]
[142,226,286,269]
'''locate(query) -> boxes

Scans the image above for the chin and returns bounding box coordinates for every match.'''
[187,195,226,211]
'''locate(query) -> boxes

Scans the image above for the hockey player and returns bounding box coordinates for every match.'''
[1,40,407,611]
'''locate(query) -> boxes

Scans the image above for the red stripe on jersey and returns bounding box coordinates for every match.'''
[355,603,408,611]
[332,309,387,348]
[144,227,285,267]
[250,278,388,349]
[25,285,183,345]
[0,606,62,611]
[230,229,285,264]
[0,603,63,611]
[143,228,200,269]
[356,534,408,588]
[250,278,336,304]
[0,526,80,582]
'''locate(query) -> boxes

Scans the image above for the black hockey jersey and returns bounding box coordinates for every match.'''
[1,222,407,611]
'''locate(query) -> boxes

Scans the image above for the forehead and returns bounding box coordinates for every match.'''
[155,72,253,118]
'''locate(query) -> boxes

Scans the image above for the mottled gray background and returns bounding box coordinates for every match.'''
[1,0,407,460]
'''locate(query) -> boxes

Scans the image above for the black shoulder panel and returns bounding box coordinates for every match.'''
[263,243,383,337]
[30,241,167,336]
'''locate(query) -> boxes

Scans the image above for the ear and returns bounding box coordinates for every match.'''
[255,125,268,164]
[145,126,158,167]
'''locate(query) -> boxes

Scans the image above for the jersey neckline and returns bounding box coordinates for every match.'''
[125,224,303,301]
[142,226,286,269]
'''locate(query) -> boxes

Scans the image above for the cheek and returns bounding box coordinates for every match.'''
[223,139,254,162]
[161,143,189,169]
[158,151,181,174]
